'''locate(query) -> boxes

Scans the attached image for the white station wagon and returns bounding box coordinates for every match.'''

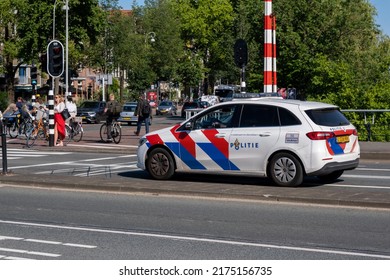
[137,98,360,187]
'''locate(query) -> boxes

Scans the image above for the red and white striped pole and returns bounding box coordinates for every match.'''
[264,0,277,93]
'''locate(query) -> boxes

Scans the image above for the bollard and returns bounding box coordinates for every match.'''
[0,119,8,174]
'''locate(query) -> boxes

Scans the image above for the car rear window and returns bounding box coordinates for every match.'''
[184,102,199,109]
[305,108,350,126]
[123,105,136,112]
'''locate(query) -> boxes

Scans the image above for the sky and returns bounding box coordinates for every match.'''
[118,0,390,36]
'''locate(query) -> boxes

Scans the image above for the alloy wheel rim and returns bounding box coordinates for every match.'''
[274,157,297,183]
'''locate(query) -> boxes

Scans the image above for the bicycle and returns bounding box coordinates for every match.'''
[99,119,121,144]
[65,117,83,144]
[26,117,49,148]
[8,112,34,139]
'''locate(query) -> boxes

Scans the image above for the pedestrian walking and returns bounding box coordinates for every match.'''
[54,94,66,146]
[134,94,150,136]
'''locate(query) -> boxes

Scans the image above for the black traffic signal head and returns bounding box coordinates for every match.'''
[31,66,38,82]
[47,40,64,77]
[234,39,248,68]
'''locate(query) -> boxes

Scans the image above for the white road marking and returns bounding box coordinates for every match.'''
[356,167,390,172]
[67,143,138,149]
[1,219,389,260]
[342,174,390,180]
[0,235,96,249]
[0,247,60,257]
[329,184,390,190]
[9,154,136,170]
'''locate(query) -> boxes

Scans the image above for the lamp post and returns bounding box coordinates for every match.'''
[65,0,69,97]
[52,0,64,39]
[52,0,69,97]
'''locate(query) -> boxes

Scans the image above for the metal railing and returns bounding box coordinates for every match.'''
[184,108,390,142]
[341,109,390,142]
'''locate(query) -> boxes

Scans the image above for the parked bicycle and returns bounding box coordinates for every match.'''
[65,117,83,144]
[99,120,121,144]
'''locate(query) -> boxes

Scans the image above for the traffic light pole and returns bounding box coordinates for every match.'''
[48,90,55,147]
[47,40,64,147]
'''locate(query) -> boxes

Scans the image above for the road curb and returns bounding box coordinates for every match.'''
[1,173,389,209]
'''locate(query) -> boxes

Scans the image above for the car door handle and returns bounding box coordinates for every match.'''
[215,133,226,138]
[259,133,271,137]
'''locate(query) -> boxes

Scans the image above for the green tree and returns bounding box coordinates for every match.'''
[172,0,234,94]
[0,0,105,101]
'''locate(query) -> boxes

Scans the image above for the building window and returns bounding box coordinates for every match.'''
[18,67,27,84]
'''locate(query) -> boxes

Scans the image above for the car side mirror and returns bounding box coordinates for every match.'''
[185,122,192,130]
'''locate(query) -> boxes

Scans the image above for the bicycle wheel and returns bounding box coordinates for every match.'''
[65,124,72,144]
[24,121,34,137]
[26,129,37,148]
[72,123,83,142]
[111,124,121,144]
[99,123,108,142]
[9,122,18,138]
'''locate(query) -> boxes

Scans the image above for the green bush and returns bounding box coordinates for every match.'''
[0,92,10,112]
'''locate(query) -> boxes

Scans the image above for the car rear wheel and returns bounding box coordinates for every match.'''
[146,148,175,180]
[268,152,303,187]
[317,170,344,183]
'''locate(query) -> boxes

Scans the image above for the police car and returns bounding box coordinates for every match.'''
[137,98,360,187]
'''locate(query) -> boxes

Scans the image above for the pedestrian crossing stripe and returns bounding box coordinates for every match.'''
[0,149,72,160]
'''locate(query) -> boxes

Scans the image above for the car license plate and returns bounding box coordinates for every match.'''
[336,135,349,143]
[123,117,130,120]
[82,116,86,119]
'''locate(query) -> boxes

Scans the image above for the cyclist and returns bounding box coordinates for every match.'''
[104,93,121,142]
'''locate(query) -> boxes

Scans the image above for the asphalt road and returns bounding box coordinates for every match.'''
[1,186,389,260]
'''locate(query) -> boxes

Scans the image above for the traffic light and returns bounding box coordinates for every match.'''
[31,66,37,84]
[234,39,248,68]
[47,40,64,77]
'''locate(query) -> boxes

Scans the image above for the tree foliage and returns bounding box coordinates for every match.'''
[1,0,389,114]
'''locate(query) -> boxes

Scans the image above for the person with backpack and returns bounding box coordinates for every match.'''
[134,93,151,136]
[104,93,121,141]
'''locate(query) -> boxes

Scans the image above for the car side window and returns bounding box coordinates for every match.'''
[278,107,302,126]
[239,104,279,127]
[193,105,239,129]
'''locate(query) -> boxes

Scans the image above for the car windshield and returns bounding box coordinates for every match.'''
[80,102,99,108]
[305,108,350,126]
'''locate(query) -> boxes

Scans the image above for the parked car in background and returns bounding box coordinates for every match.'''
[77,101,106,124]
[156,101,177,115]
[181,101,204,118]
[199,100,211,108]
[118,102,138,125]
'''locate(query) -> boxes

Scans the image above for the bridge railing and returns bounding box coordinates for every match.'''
[341,109,390,142]
[184,108,390,142]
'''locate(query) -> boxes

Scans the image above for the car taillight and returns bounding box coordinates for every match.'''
[352,129,358,136]
[306,131,335,140]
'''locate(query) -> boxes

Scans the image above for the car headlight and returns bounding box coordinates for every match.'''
[88,112,96,117]
[138,137,148,147]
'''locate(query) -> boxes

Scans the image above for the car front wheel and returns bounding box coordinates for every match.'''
[146,148,175,180]
[268,152,303,187]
